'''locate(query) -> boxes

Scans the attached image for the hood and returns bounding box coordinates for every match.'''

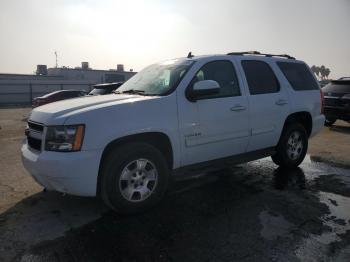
[29,94,155,125]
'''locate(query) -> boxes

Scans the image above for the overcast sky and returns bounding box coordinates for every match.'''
[0,0,349,78]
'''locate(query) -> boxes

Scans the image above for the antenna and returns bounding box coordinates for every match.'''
[54,51,58,68]
[187,52,194,58]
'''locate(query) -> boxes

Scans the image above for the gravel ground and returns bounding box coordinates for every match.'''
[0,107,350,262]
[309,121,350,168]
[0,108,42,213]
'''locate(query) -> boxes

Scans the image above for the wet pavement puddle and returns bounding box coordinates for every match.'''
[1,156,350,262]
[259,211,294,241]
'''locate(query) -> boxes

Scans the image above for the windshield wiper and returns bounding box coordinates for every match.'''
[121,89,146,95]
[114,89,159,96]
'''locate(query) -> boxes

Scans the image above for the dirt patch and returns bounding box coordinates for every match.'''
[0,107,41,213]
[309,120,350,168]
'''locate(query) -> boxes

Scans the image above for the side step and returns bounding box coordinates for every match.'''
[172,147,275,179]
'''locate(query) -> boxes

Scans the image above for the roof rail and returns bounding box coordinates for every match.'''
[227,51,295,60]
[338,77,350,80]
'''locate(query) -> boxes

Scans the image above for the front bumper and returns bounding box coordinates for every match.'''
[21,140,103,196]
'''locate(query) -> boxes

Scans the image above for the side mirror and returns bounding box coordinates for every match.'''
[187,80,220,101]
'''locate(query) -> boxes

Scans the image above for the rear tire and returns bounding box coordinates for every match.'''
[100,142,169,214]
[325,118,336,127]
[272,123,308,168]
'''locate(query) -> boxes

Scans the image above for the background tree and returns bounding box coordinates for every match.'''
[310,65,331,80]
[320,65,326,80]
[311,65,320,79]
[325,68,331,79]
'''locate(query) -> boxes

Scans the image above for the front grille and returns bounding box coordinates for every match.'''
[27,136,42,151]
[28,121,44,132]
[26,121,44,152]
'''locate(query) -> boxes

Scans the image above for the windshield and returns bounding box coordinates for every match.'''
[89,88,110,95]
[117,59,194,95]
[41,91,61,98]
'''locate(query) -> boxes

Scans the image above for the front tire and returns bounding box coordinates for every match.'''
[100,142,169,214]
[272,123,308,168]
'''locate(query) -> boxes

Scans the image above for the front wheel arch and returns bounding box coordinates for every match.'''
[96,132,173,197]
[99,142,170,213]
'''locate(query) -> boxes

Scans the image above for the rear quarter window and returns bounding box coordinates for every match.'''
[277,62,319,91]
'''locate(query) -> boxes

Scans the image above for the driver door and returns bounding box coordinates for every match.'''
[177,59,250,166]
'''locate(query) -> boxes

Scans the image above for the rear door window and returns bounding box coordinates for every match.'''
[277,62,319,91]
[241,60,280,95]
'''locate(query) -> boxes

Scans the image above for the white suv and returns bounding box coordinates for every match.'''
[22,51,325,213]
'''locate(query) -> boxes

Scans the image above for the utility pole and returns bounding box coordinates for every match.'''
[54,51,58,68]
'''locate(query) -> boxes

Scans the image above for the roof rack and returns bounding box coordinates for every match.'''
[227,51,295,60]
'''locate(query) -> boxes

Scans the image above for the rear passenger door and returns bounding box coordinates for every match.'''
[239,59,290,151]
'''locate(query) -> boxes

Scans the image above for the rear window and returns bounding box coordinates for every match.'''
[241,60,280,95]
[277,62,319,91]
[322,81,350,93]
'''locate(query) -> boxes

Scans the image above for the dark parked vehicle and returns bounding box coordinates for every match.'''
[322,77,350,126]
[88,82,124,96]
[32,90,87,108]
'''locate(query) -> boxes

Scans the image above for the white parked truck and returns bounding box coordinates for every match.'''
[22,51,325,213]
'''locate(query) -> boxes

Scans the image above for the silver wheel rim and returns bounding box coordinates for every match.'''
[119,158,158,202]
[287,131,303,160]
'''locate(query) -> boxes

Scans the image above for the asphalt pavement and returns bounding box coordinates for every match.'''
[1,156,350,262]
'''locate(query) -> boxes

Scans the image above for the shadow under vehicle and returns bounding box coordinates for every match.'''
[6,158,350,262]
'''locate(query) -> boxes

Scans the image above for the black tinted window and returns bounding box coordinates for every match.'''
[191,60,240,99]
[242,60,279,95]
[322,81,350,93]
[62,91,78,98]
[277,62,319,91]
[65,92,75,98]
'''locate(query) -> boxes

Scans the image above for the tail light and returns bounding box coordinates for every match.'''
[320,89,325,114]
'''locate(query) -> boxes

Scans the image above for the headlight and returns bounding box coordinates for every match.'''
[45,125,85,152]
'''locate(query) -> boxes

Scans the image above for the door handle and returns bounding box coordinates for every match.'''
[275,99,288,106]
[230,105,246,112]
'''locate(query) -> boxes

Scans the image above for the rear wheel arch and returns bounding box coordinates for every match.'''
[96,132,173,196]
[281,111,312,138]
[272,122,308,168]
